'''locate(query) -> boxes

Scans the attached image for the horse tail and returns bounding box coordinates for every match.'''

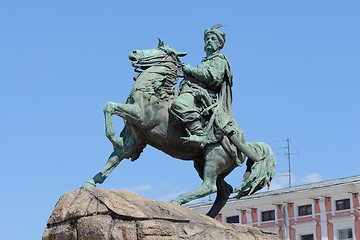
[234,142,276,198]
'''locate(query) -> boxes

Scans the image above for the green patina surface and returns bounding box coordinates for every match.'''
[83,25,276,218]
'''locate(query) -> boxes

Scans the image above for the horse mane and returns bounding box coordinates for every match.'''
[137,46,181,100]
[144,67,178,100]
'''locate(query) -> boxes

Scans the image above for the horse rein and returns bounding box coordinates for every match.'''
[133,50,182,73]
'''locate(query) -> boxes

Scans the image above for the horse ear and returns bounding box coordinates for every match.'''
[158,38,164,47]
[176,51,187,57]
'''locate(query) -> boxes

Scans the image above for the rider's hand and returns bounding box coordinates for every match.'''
[194,91,203,100]
[182,64,192,75]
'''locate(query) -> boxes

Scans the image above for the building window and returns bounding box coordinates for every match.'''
[300,234,314,240]
[338,228,353,240]
[261,210,275,222]
[298,204,312,216]
[336,199,351,211]
[226,215,239,223]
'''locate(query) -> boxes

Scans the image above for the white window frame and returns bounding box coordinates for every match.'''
[225,214,240,224]
[332,193,353,214]
[260,209,276,222]
[293,199,314,220]
[294,221,316,240]
[330,216,354,240]
[337,227,354,240]
[257,206,277,223]
[299,233,315,240]
[296,203,314,219]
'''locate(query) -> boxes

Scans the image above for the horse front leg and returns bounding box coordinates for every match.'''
[103,101,142,150]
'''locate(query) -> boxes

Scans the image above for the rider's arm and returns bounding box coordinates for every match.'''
[189,57,226,88]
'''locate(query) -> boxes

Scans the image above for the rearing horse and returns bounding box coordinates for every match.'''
[83,40,276,218]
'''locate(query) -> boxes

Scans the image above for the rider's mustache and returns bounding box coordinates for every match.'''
[204,41,216,51]
[205,42,215,47]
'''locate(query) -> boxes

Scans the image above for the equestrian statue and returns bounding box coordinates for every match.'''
[83,25,276,218]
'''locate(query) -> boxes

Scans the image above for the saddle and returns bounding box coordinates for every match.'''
[195,89,247,166]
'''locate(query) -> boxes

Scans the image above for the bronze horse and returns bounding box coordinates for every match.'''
[83,40,276,218]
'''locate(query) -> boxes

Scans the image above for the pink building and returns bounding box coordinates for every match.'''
[188,175,360,240]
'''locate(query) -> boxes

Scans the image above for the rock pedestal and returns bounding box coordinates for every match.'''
[43,188,279,240]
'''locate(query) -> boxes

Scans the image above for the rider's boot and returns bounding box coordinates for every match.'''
[182,121,207,147]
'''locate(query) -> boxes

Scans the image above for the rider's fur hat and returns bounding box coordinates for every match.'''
[204,24,226,50]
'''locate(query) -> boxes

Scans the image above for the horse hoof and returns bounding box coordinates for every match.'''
[82,180,97,188]
[170,200,181,205]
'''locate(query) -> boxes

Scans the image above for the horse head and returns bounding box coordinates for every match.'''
[128,39,187,71]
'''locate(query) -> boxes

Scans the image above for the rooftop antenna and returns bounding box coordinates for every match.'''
[286,138,292,187]
[275,138,299,188]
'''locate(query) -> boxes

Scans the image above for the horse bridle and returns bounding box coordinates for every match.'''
[133,48,182,73]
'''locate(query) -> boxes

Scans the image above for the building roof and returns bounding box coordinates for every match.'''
[187,175,360,210]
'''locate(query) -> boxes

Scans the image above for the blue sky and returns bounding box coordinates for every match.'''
[1,1,359,239]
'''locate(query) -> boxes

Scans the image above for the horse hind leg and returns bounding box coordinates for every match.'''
[82,150,125,188]
[191,161,234,218]
[82,126,140,188]
[171,146,227,205]
[171,162,218,205]
[206,177,233,218]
